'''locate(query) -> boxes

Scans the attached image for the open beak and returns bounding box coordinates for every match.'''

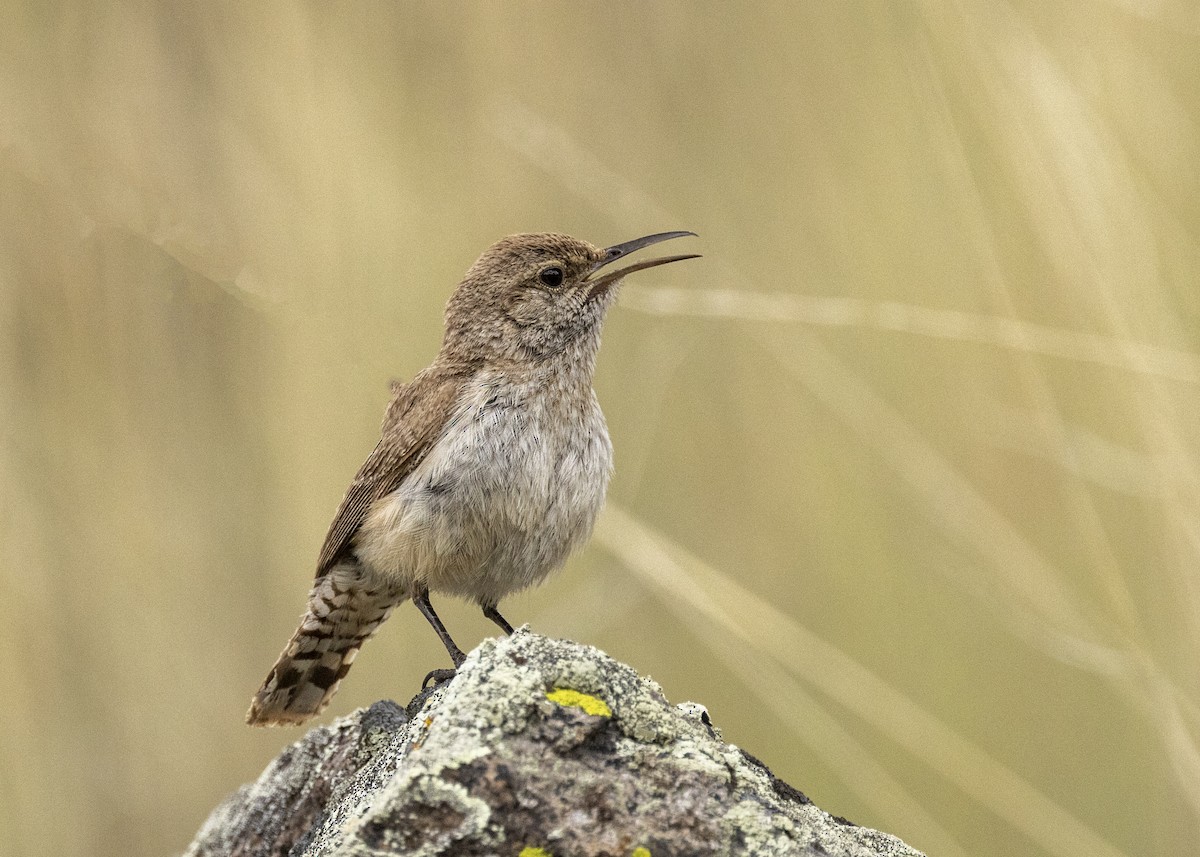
[585,231,700,298]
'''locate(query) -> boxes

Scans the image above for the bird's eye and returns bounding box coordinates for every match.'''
[538,266,564,288]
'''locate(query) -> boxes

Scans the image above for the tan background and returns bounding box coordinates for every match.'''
[2,3,1197,857]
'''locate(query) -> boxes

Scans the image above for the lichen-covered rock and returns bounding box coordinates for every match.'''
[186,630,923,857]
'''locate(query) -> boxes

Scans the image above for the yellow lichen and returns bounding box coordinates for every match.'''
[631,849,652,857]
[518,849,553,857]
[545,688,612,718]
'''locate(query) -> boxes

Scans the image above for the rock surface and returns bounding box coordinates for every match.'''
[186,630,923,857]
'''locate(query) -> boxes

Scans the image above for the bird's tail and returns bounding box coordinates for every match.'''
[246,563,403,726]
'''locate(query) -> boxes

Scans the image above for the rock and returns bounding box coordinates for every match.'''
[186,629,923,857]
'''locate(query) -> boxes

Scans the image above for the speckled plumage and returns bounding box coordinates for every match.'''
[247,231,697,726]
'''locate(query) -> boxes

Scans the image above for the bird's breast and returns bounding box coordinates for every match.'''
[355,375,613,602]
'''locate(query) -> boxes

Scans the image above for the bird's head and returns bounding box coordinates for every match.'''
[442,231,698,364]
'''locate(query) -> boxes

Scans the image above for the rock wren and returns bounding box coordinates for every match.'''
[247,231,699,726]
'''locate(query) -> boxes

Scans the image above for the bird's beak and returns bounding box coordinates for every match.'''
[585,231,700,298]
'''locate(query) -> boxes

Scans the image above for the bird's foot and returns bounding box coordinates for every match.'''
[422,668,458,690]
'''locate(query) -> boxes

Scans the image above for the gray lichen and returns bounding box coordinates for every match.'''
[186,629,924,857]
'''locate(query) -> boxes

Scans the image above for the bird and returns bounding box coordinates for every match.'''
[246,230,699,725]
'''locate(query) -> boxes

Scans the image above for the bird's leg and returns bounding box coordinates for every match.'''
[414,589,466,684]
[481,602,515,635]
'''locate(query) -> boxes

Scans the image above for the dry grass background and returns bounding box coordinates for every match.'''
[2,3,1198,856]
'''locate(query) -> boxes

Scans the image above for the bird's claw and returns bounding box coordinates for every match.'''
[422,668,457,690]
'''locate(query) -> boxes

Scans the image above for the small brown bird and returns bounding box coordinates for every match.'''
[247,230,699,725]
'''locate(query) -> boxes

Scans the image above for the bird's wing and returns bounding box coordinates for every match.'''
[314,370,466,575]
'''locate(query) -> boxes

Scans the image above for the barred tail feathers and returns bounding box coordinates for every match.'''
[246,564,403,726]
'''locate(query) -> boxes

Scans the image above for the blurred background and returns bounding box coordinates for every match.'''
[1,3,1197,856]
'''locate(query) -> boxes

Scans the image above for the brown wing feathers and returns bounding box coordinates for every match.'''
[246,370,466,725]
[315,372,465,574]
